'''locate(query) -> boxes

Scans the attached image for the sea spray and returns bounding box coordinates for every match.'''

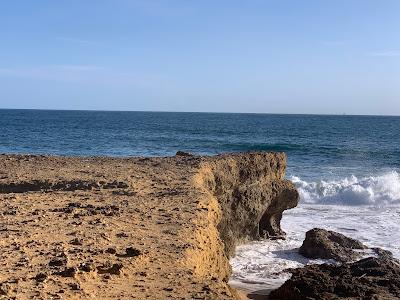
[290,171,400,206]
[230,204,400,292]
[230,172,400,292]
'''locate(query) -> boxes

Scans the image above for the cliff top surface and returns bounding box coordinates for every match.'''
[0,152,298,299]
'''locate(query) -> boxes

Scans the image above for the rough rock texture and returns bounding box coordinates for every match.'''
[299,228,367,263]
[198,153,299,257]
[269,254,400,300]
[270,230,400,300]
[0,152,298,299]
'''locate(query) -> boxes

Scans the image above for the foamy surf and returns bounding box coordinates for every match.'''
[290,171,400,206]
[229,172,400,293]
[229,232,334,292]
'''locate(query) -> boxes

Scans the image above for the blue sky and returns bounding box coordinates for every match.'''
[0,0,399,115]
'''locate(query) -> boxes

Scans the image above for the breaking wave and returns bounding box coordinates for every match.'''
[290,171,400,206]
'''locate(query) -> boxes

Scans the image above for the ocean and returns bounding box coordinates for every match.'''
[1,109,399,291]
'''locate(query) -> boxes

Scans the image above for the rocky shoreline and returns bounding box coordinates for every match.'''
[0,152,298,299]
[1,152,398,299]
[270,228,400,300]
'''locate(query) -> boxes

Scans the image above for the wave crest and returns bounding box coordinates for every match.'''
[290,171,400,206]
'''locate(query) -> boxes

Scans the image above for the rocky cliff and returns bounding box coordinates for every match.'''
[197,153,298,257]
[0,152,298,299]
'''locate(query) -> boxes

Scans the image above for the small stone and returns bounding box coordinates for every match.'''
[97,263,123,275]
[116,232,129,238]
[69,283,80,290]
[34,273,47,282]
[125,247,141,257]
[105,247,117,254]
[79,262,95,272]
[49,258,65,267]
[69,238,83,246]
[55,267,77,277]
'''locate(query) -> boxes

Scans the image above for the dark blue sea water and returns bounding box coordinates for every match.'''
[1,109,399,180]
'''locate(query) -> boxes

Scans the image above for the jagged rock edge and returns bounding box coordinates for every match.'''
[183,153,299,298]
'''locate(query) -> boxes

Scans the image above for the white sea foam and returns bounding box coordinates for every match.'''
[229,232,334,293]
[230,204,400,293]
[229,172,400,294]
[290,171,400,206]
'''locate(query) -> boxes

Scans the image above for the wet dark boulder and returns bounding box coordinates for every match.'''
[269,255,400,300]
[271,230,399,300]
[299,228,366,263]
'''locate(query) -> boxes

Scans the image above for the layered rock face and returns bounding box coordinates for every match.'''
[0,152,298,299]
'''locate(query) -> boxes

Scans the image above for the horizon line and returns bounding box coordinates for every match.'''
[0,107,399,117]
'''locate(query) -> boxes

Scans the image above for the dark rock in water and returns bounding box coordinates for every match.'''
[269,255,400,300]
[272,230,398,300]
[175,151,193,157]
[299,228,366,263]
